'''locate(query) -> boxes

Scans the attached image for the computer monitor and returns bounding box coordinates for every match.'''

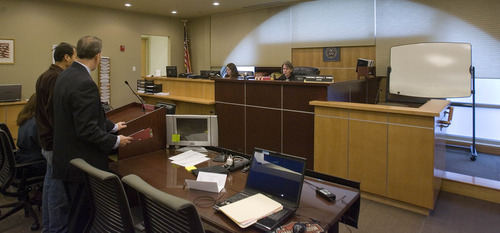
[166,114,218,147]
[166,66,177,77]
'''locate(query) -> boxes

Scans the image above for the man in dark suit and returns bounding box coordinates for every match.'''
[52,36,132,232]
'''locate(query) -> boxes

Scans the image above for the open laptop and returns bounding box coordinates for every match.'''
[0,84,21,102]
[214,147,307,231]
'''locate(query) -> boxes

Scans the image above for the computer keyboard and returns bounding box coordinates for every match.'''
[266,208,289,220]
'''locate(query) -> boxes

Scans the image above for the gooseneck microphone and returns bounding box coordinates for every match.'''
[124,81,146,112]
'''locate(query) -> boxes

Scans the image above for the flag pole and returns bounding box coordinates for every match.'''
[182,19,192,74]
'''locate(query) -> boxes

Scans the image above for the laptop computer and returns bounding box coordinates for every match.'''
[214,147,307,231]
[0,84,22,102]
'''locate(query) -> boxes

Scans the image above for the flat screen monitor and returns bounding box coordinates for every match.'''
[166,114,218,147]
[166,66,177,77]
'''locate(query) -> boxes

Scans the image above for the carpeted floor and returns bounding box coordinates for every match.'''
[445,146,500,181]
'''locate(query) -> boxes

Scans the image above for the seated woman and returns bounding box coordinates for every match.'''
[225,63,240,79]
[16,93,46,176]
[276,61,297,81]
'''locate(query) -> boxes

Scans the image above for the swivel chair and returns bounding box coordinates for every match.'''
[122,174,206,233]
[70,158,138,233]
[0,129,44,231]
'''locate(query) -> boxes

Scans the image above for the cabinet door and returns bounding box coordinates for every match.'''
[387,114,435,208]
[348,111,387,196]
[314,108,348,178]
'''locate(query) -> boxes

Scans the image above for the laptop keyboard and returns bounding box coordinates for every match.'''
[266,208,289,220]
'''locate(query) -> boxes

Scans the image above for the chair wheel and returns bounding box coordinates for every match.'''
[31,222,40,231]
[470,156,476,161]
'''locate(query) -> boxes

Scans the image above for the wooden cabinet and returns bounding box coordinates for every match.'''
[215,78,380,170]
[0,100,27,143]
[138,77,215,115]
[311,100,450,213]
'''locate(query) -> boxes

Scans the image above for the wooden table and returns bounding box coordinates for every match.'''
[109,149,360,233]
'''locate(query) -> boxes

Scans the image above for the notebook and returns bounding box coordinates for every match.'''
[0,84,21,102]
[214,147,307,231]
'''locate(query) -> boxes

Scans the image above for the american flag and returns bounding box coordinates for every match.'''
[184,24,192,74]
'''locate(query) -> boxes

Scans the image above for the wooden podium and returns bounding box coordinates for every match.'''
[106,102,166,160]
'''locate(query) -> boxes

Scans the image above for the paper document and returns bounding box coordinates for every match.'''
[129,128,153,141]
[219,193,283,228]
[185,171,227,193]
[169,150,209,167]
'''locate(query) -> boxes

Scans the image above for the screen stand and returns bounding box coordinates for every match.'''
[470,66,478,161]
[447,66,477,161]
[176,146,208,153]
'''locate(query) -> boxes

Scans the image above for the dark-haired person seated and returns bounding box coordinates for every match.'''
[276,61,297,81]
[16,93,46,177]
[225,62,240,79]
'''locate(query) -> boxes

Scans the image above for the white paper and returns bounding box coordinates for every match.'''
[185,171,227,193]
[169,150,209,167]
[154,69,161,77]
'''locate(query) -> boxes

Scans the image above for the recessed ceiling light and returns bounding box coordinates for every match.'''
[171,11,177,14]
[213,2,220,6]
[124,3,131,7]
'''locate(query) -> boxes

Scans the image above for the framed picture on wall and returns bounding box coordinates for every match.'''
[0,39,15,64]
[323,47,340,62]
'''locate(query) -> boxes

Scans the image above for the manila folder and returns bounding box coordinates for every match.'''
[219,193,283,228]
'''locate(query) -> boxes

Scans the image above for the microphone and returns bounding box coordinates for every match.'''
[124,81,146,112]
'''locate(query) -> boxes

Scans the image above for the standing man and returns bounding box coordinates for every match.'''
[52,36,132,232]
[35,42,76,233]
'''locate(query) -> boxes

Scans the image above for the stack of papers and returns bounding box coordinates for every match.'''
[219,193,283,228]
[169,150,209,167]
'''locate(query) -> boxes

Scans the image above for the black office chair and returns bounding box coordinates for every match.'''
[305,169,360,229]
[0,129,44,231]
[0,123,17,153]
[122,174,206,233]
[70,158,140,233]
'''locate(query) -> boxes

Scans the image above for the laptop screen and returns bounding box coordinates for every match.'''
[245,148,306,207]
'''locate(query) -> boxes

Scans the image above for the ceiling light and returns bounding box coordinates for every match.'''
[124,3,131,7]
[171,11,177,14]
[213,2,220,6]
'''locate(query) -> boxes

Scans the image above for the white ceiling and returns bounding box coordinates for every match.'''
[47,0,311,19]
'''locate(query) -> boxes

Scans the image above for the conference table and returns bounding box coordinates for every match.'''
[109,149,359,233]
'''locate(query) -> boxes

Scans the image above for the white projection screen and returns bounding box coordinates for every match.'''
[389,43,472,98]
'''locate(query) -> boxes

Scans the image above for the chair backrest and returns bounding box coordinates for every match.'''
[70,158,135,233]
[0,129,16,194]
[0,123,17,150]
[121,174,205,233]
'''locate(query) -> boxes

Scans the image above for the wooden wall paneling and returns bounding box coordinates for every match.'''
[176,102,215,115]
[245,106,281,154]
[0,106,5,124]
[203,82,215,100]
[292,46,376,82]
[282,111,314,170]
[5,104,24,140]
[348,110,388,196]
[215,81,244,104]
[283,84,327,112]
[215,103,245,152]
[171,79,186,96]
[246,82,281,108]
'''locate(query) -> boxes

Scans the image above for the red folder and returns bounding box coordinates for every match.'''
[129,128,153,141]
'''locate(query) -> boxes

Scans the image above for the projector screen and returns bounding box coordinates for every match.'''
[389,43,472,98]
